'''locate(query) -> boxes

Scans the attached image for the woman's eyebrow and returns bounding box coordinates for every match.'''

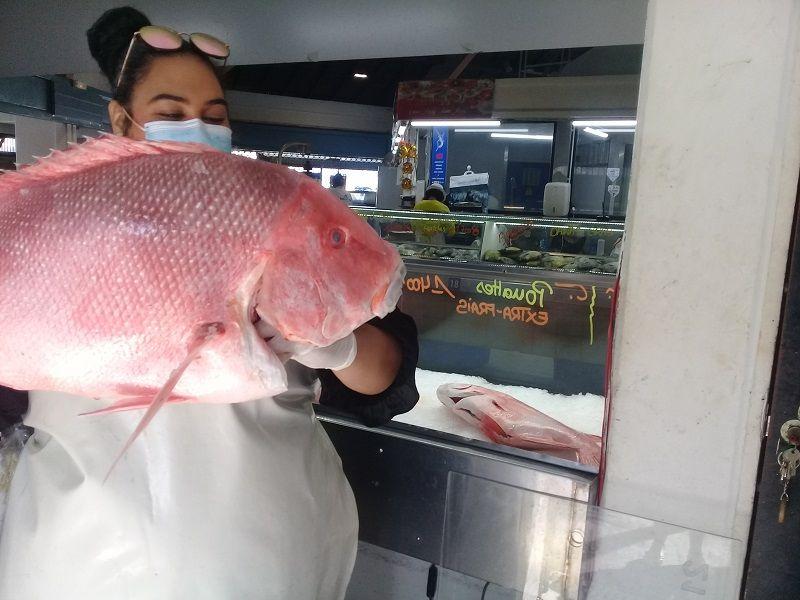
[148,93,188,104]
[205,98,228,108]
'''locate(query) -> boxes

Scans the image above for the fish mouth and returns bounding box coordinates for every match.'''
[250,302,302,361]
[252,310,278,342]
[371,262,406,318]
[248,280,280,343]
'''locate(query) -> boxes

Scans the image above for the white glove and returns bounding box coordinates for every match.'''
[291,332,357,371]
[258,320,358,371]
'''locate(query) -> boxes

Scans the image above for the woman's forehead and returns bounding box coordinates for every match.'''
[133,53,223,104]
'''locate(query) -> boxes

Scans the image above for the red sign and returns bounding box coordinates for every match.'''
[395,79,495,120]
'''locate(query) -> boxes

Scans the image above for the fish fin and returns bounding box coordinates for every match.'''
[0,134,218,196]
[233,256,288,395]
[103,322,225,482]
[80,395,187,416]
[479,415,513,441]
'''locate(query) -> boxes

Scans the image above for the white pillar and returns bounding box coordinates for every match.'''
[603,0,800,544]
[13,115,69,165]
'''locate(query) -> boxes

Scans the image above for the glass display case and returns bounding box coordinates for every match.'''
[354,207,624,275]
[356,207,485,262]
[330,207,622,475]
[354,206,623,398]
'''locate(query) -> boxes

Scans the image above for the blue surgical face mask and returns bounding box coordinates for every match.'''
[142,118,232,153]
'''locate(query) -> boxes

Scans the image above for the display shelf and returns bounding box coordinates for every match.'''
[354,207,624,275]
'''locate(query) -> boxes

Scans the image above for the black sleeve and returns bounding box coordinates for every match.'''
[0,387,28,433]
[317,309,419,427]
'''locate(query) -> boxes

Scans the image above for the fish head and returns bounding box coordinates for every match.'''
[256,176,405,347]
[436,383,478,408]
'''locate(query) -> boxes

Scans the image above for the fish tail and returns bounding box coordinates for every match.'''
[102,322,225,483]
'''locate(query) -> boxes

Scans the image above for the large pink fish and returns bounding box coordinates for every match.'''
[0,136,403,458]
[437,383,602,466]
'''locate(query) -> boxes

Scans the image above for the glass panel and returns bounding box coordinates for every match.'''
[440,473,743,599]
[354,208,624,273]
[482,220,623,275]
[320,168,379,191]
[396,262,613,394]
[359,209,486,263]
[571,127,636,219]
[411,122,556,214]
[0,136,15,153]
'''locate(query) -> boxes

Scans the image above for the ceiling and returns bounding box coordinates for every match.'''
[68,44,642,107]
[0,1,647,78]
[225,45,642,107]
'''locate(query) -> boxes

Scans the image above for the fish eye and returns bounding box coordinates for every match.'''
[330,227,346,248]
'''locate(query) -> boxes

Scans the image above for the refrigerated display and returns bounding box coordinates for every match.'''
[355,207,623,275]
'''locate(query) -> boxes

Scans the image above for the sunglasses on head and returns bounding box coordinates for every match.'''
[116,25,230,89]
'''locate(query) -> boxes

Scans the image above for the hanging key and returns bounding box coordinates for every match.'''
[777,447,800,523]
[780,419,800,446]
[778,458,790,523]
[779,447,800,477]
[779,485,789,523]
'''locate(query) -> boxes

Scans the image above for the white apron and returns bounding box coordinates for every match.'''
[0,364,358,600]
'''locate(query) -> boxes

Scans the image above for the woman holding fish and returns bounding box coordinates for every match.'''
[0,7,418,599]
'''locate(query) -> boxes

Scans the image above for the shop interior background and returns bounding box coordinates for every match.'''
[6,2,797,598]
[0,30,642,599]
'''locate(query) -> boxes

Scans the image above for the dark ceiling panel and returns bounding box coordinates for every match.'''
[223,47,622,108]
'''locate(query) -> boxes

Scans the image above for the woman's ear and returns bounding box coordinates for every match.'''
[108,100,129,136]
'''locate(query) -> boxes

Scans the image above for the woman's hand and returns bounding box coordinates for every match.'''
[265,331,357,371]
[264,324,401,395]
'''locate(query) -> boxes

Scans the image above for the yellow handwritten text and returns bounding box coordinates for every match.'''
[474,279,554,308]
[456,298,496,317]
[456,298,548,326]
[404,274,455,298]
[550,226,581,238]
[555,283,598,344]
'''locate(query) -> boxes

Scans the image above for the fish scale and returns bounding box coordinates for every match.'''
[0,136,403,463]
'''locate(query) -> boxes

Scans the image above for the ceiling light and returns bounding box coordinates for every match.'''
[572,120,637,127]
[410,120,501,127]
[583,127,609,139]
[353,73,368,79]
[454,128,529,133]
[599,128,636,133]
[490,133,553,141]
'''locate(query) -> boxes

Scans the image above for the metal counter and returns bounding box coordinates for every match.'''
[317,407,597,586]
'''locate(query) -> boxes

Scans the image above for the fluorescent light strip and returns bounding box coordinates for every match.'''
[583,127,608,139]
[490,133,553,140]
[454,128,529,133]
[572,120,637,127]
[237,150,383,163]
[410,119,501,127]
[599,128,636,133]
[353,73,368,79]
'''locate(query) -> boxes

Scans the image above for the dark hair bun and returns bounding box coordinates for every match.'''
[87,6,151,86]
